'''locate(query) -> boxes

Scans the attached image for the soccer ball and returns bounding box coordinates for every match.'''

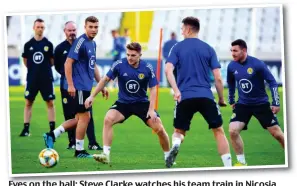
[39,148,59,168]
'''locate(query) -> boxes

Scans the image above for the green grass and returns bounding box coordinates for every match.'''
[9,86,286,175]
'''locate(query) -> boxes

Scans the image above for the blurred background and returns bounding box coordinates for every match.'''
[6,6,283,87]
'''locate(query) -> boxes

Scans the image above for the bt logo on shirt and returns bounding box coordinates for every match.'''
[33,52,44,64]
[239,79,253,93]
[126,80,140,93]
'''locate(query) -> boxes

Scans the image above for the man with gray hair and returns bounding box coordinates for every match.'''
[54,21,102,151]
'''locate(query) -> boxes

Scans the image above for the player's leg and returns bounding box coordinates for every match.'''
[212,127,232,166]
[40,81,56,132]
[74,111,92,158]
[21,99,34,136]
[61,88,76,149]
[254,104,284,149]
[43,90,84,149]
[45,100,55,132]
[94,102,129,163]
[199,98,232,167]
[229,122,246,164]
[166,99,196,168]
[87,107,103,150]
[134,102,170,160]
[267,125,284,148]
[43,118,78,149]
[71,90,94,158]
[20,82,38,136]
[147,117,170,158]
[228,104,252,166]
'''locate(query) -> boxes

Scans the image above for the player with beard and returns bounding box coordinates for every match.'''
[227,39,284,166]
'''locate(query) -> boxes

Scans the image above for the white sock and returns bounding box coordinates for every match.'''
[221,153,232,167]
[103,146,111,156]
[53,125,65,138]
[237,154,246,164]
[172,137,182,147]
[164,151,170,160]
[76,139,84,151]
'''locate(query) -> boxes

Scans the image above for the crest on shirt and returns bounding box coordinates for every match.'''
[44,46,49,52]
[63,98,67,104]
[138,73,145,80]
[247,68,253,74]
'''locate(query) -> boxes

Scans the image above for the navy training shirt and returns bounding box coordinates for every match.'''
[54,40,71,89]
[64,34,96,91]
[22,37,54,82]
[106,58,158,103]
[166,38,221,101]
[227,55,280,106]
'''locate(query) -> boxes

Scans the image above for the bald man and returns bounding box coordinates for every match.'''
[54,21,102,150]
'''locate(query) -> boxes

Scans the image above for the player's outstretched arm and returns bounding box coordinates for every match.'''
[227,65,236,108]
[165,63,181,102]
[91,76,111,98]
[213,68,227,106]
[85,76,111,108]
[65,57,75,97]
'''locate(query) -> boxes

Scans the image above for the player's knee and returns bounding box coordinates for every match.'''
[104,116,115,126]
[80,113,90,123]
[229,127,240,138]
[228,122,241,137]
[154,125,166,135]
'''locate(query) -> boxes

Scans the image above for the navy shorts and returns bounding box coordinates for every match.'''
[174,98,223,131]
[110,101,160,125]
[61,88,93,118]
[74,90,91,114]
[230,103,279,130]
[25,80,55,101]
